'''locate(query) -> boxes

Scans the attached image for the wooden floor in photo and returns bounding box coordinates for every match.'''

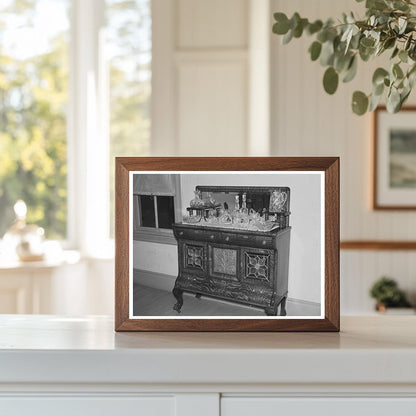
[133,284,320,317]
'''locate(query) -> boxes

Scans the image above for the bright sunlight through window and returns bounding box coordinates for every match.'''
[0,0,70,239]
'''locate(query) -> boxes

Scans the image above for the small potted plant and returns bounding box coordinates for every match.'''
[370,276,413,313]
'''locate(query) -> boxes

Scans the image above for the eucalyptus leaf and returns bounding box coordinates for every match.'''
[398,17,407,34]
[342,56,358,82]
[293,18,308,38]
[391,47,399,59]
[335,51,354,72]
[323,67,339,94]
[317,29,329,43]
[369,92,383,111]
[372,67,389,85]
[373,82,385,95]
[366,0,388,10]
[383,37,396,50]
[369,30,380,44]
[349,32,361,49]
[309,41,322,61]
[409,44,416,60]
[344,25,359,52]
[341,26,351,43]
[307,20,323,35]
[391,21,399,34]
[397,80,404,89]
[393,0,409,11]
[405,33,413,50]
[320,40,335,66]
[393,63,404,79]
[347,13,356,24]
[386,87,401,112]
[333,35,341,51]
[324,27,338,42]
[405,66,416,90]
[408,63,416,78]
[360,37,375,48]
[273,13,290,34]
[352,91,369,115]
[401,86,411,106]
[399,49,408,63]
[282,29,294,44]
[290,12,301,30]
[359,44,375,61]
[408,70,416,88]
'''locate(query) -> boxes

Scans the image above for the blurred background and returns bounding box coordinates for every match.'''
[0,0,415,316]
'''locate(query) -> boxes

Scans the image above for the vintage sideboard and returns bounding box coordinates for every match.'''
[172,186,291,316]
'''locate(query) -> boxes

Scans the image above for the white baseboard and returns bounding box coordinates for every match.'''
[287,297,320,309]
[133,269,175,292]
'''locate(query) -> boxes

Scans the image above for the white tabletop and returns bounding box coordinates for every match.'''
[0,315,415,386]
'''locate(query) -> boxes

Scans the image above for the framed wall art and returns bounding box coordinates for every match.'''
[374,106,416,210]
[115,157,339,332]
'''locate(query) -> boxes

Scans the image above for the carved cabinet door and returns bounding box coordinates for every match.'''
[241,248,275,287]
[181,241,207,276]
[208,245,240,282]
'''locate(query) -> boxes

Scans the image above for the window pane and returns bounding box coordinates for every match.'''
[0,0,70,239]
[157,196,175,229]
[106,0,152,237]
[139,195,155,227]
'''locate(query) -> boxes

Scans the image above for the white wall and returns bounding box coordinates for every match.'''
[134,173,322,304]
[271,0,416,314]
[152,0,259,156]
[133,241,178,276]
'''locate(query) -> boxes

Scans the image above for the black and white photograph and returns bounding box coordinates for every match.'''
[129,171,324,319]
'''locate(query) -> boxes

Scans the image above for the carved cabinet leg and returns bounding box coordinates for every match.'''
[280,296,287,316]
[173,288,184,313]
[265,305,278,316]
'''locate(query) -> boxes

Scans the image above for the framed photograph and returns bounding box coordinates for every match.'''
[115,157,339,332]
[374,106,416,210]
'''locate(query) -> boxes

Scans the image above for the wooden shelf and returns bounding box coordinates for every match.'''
[341,241,416,250]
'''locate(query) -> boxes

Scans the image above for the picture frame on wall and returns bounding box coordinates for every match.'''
[374,106,416,210]
[115,157,340,332]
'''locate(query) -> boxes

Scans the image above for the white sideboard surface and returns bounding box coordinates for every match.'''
[0,315,416,416]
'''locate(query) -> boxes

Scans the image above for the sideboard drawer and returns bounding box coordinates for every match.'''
[175,226,222,244]
[220,232,274,249]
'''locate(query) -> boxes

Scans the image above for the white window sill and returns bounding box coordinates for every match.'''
[133,227,177,245]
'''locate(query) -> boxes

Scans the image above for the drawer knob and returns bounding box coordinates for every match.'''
[179,231,184,236]
[210,235,215,239]
[262,240,267,245]
[225,236,230,242]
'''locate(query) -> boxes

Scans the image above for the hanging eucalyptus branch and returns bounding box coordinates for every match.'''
[272,0,416,115]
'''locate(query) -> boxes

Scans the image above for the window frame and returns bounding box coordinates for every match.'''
[133,174,181,245]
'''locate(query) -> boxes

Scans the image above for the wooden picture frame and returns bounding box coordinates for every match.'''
[373,106,416,210]
[115,157,339,332]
